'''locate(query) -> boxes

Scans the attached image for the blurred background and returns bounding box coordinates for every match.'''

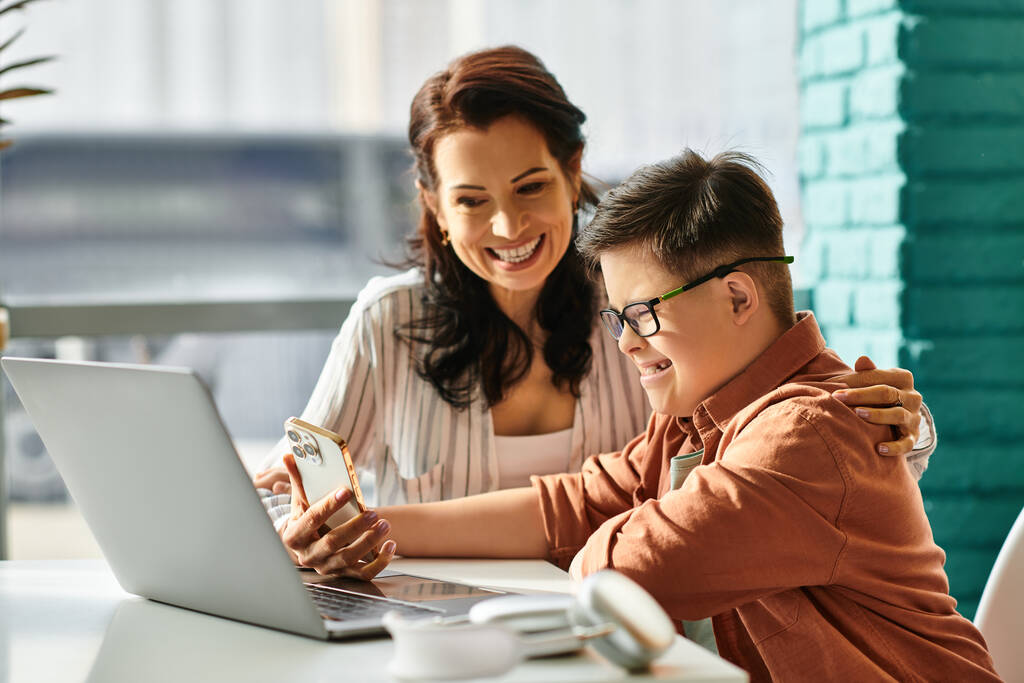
[2,0,1022,621]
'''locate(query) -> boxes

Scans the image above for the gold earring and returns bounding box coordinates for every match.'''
[440,227,450,246]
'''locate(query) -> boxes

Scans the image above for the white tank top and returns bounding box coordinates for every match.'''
[493,427,574,489]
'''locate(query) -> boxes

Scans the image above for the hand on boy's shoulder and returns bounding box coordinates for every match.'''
[720,383,895,473]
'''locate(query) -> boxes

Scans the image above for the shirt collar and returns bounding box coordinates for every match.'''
[696,312,826,432]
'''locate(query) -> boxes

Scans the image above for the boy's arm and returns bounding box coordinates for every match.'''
[532,420,669,568]
[382,419,663,563]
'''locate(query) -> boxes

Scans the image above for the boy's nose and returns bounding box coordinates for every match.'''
[617,324,645,355]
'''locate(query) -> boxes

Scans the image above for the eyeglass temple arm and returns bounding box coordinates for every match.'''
[659,255,794,302]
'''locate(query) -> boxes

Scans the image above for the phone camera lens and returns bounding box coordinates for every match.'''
[291,445,304,459]
[287,430,299,442]
[303,443,316,456]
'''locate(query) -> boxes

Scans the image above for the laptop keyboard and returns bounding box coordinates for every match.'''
[305,583,443,621]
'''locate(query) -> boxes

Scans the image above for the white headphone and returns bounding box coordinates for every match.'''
[384,570,677,680]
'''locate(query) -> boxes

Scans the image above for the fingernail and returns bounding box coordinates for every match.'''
[375,519,390,533]
[363,510,378,523]
[879,445,889,455]
[833,391,849,402]
[335,488,351,502]
[383,540,397,554]
[855,408,870,418]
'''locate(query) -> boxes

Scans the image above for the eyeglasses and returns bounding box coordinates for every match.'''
[599,255,794,340]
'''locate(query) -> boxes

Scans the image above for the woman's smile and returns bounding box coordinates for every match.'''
[486,234,545,269]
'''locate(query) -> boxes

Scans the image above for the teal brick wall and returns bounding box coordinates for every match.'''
[799,0,1024,619]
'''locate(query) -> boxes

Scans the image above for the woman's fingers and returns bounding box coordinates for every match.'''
[253,465,290,491]
[282,485,353,550]
[848,405,921,456]
[853,405,921,431]
[304,508,380,567]
[876,433,917,458]
[832,357,915,394]
[830,355,878,386]
[314,518,392,576]
[833,367,914,392]
[346,540,398,580]
[831,359,924,455]
[835,385,902,407]
[330,508,383,543]
[853,355,877,373]
[835,385,923,413]
[283,453,310,515]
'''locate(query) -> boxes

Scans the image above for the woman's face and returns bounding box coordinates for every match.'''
[425,115,580,299]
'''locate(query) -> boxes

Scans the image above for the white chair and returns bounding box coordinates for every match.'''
[974,505,1024,681]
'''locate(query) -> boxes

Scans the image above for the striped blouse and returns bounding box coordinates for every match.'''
[262,268,652,506]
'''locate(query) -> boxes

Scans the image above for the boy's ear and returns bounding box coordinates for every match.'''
[724,272,759,325]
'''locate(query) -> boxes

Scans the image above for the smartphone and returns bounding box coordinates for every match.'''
[284,417,368,531]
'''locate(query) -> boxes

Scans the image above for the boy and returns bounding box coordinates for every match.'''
[288,150,997,681]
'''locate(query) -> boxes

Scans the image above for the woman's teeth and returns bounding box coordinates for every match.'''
[642,360,672,376]
[491,236,541,263]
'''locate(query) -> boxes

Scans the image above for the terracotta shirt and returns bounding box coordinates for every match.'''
[532,313,997,682]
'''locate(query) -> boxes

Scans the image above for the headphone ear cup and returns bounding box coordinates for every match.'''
[571,571,676,671]
[569,601,649,670]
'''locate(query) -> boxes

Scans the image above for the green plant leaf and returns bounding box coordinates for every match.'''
[0,0,47,19]
[0,86,51,100]
[0,55,55,78]
[0,28,25,54]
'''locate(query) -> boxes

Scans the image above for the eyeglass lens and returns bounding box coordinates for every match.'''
[624,303,658,336]
[601,304,659,340]
[600,310,624,338]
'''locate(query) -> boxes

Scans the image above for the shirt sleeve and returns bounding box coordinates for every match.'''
[531,415,677,569]
[258,489,292,531]
[576,401,857,621]
[905,401,936,481]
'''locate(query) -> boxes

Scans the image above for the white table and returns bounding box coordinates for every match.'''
[0,559,747,683]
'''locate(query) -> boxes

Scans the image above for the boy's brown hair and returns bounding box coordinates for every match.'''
[577,149,796,326]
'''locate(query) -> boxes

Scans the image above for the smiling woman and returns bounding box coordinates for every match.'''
[257,47,653,578]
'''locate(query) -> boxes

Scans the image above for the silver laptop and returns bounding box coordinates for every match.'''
[1,356,505,640]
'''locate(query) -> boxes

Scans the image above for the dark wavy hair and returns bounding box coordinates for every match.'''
[398,45,600,409]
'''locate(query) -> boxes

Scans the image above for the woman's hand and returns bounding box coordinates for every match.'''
[253,465,291,494]
[279,452,397,579]
[832,356,923,457]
